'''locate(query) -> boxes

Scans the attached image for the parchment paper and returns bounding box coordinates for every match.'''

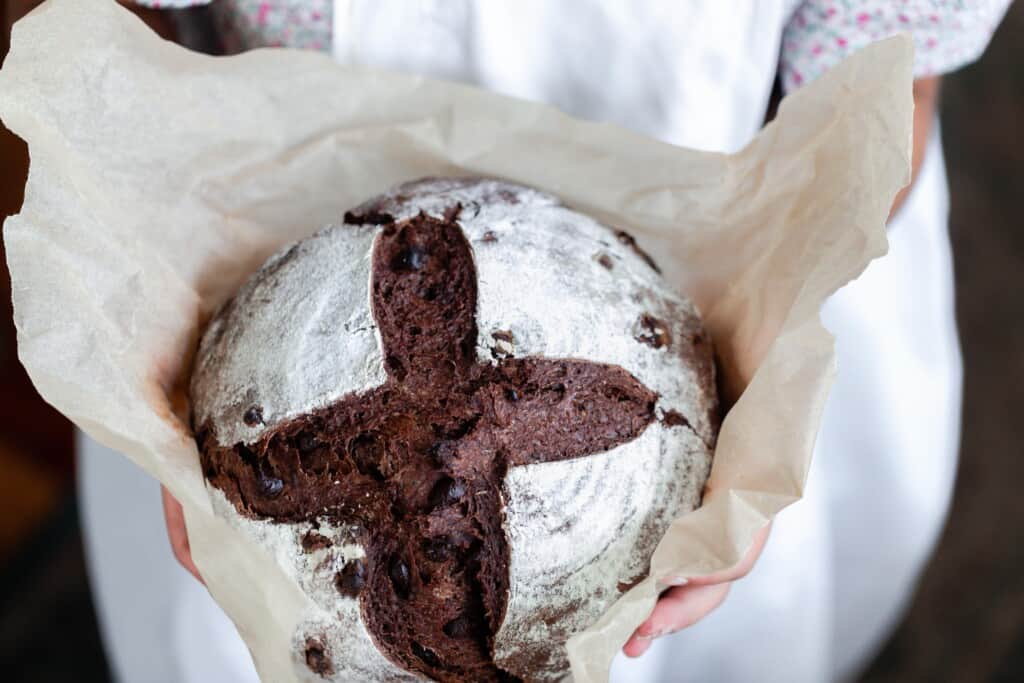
[0,1,912,680]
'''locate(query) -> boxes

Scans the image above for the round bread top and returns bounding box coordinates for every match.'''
[190,178,717,682]
[192,178,715,450]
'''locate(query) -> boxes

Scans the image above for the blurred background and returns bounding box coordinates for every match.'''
[1,3,1022,682]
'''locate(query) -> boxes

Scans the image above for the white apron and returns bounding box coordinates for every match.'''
[79,2,962,681]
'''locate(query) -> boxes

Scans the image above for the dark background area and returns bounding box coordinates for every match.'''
[0,3,1022,682]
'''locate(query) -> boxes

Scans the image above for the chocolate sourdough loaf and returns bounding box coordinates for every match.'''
[190,178,718,682]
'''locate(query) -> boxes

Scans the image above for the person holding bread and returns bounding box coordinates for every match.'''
[9,0,1001,681]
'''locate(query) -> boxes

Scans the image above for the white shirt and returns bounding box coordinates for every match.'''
[82,2,971,681]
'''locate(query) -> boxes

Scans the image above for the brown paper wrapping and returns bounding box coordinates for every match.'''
[0,1,912,680]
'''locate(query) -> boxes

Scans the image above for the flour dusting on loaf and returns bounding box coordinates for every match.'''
[190,177,718,682]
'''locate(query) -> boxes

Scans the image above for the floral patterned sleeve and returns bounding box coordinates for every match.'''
[127,0,332,52]
[129,0,212,7]
[780,0,1013,91]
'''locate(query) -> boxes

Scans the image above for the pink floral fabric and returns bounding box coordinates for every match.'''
[130,0,332,52]
[133,1,1011,89]
[130,0,209,6]
[781,0,1012,91]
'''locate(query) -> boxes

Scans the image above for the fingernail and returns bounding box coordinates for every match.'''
[662,576,688,587]
[636,628,668,641]
[624,638,652,658]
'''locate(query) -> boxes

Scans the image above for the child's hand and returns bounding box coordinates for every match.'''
[622,524,771,657]
[161,485,205,585]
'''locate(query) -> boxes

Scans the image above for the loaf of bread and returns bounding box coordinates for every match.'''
[190,178,718,682]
